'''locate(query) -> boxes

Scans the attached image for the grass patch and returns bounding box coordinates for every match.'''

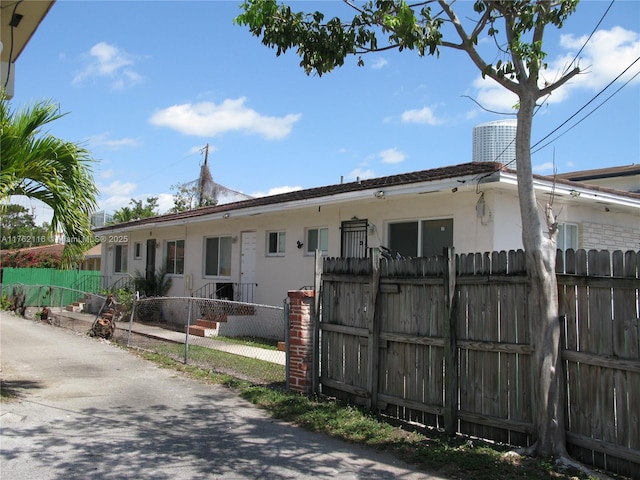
[143,343,285,385]
[0,380,20,401]
[131,347,608,480]
[0,379,43,402]
[213,335,279,350]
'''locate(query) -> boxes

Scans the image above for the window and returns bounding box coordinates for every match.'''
[267,231,286,256]
[204,236,232,276]
[388,218,453,258]
[134,242,142,259]
[306,227,328,255]
[166,240,185,275]
[114,245,128,273]
[557,223,578,251]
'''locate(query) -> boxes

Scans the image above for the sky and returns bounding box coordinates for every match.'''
[7,0,640,224]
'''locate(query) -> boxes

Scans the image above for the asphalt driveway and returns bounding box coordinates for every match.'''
[0,311,442,480]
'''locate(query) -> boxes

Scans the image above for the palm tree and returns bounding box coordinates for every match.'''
[1,93,98,267]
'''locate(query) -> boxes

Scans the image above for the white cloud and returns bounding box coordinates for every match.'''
[73,42,142,89]
[99,169,115,179]
[99,195,134,213]
[155,193,175,214]
[100,180,137,197]
[472,76,520,112]
[465,109,479,121]
[533,162,556,174]
[187,144,217,156]
[347,168,376,181]
[149,98,301,140]
[471,26,640,111]
[87,132,142,149]
[554,26,640,90]
[401,106,442,125]
[378,148,406,164]
[371,57,388,70]
[98,188,174,216]
[250,185,302,197]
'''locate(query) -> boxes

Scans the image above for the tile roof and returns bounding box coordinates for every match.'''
[94,161,640,232]
[95,162,502,231]
[0,243,64,256]
[557,164,640,181]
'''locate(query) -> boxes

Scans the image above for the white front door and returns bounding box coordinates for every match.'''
[240,231,257,302]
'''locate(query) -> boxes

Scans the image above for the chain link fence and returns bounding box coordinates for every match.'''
[1,283,108,325]
[126,296,287,385]
[1,283,287,386]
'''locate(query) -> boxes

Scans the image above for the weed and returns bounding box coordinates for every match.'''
[0,294,11,310]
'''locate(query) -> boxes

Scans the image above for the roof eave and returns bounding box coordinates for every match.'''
[96,171,499,233]
[498,172,640,209]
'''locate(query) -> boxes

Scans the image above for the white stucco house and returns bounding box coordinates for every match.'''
[94,161,640,307]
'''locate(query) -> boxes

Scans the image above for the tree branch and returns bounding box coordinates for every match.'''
[503,10,530,89]
[438,0,520,94]
[470,7,493,43]
[539,66,580,97]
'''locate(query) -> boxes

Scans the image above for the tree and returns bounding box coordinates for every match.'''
[0,94,98,267]
[169,181,218,213]
[111,197,159,224]
[170,154,219,213]
[0,204,52,250]
[236,0,581,462]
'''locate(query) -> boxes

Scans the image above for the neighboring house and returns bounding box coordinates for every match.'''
[94,161,640,307]
[0,243,102,271]
[78,244,102,271]
[0,243,64,269]
[557,164,640,193]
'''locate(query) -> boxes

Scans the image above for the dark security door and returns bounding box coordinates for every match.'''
[341,219,368,258]
[146,239,156,282]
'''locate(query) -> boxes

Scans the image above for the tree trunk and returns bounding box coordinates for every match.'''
[515,92,567,459]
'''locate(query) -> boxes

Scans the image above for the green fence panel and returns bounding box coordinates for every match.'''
[2,268,103,293]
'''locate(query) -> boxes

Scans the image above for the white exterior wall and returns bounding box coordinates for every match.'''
[100,185,639,307]
[575,175,640,193]
[102,189,502,306]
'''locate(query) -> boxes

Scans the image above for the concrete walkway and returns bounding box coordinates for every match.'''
[1,311,443,479]
[59,309,286,365]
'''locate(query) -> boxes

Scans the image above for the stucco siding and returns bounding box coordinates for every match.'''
[98,176,639,307]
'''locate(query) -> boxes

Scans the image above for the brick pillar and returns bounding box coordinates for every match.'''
[287,289,315,395]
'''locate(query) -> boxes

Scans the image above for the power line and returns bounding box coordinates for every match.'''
[534,0,615,118]
[562,0,614,77]
[531,68,640,155]
[532,56,640,153]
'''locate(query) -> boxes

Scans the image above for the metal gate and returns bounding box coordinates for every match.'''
[340,219,368,258]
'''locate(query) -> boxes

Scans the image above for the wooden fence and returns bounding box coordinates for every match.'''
[318,249,639,478]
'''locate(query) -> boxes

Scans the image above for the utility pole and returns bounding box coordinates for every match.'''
[202,143,209,166]
[197,144,211,208]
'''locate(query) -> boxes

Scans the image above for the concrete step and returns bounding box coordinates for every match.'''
[186,325,218,337]
[65,303,84,313]
[199,314,227,324]
[195,319,221,328]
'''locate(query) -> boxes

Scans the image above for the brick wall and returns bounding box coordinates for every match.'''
[580,222,640,251]
[287,289,315,395]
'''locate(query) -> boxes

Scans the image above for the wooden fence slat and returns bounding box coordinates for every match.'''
[444,247,457,434]
[319,249,640,477]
